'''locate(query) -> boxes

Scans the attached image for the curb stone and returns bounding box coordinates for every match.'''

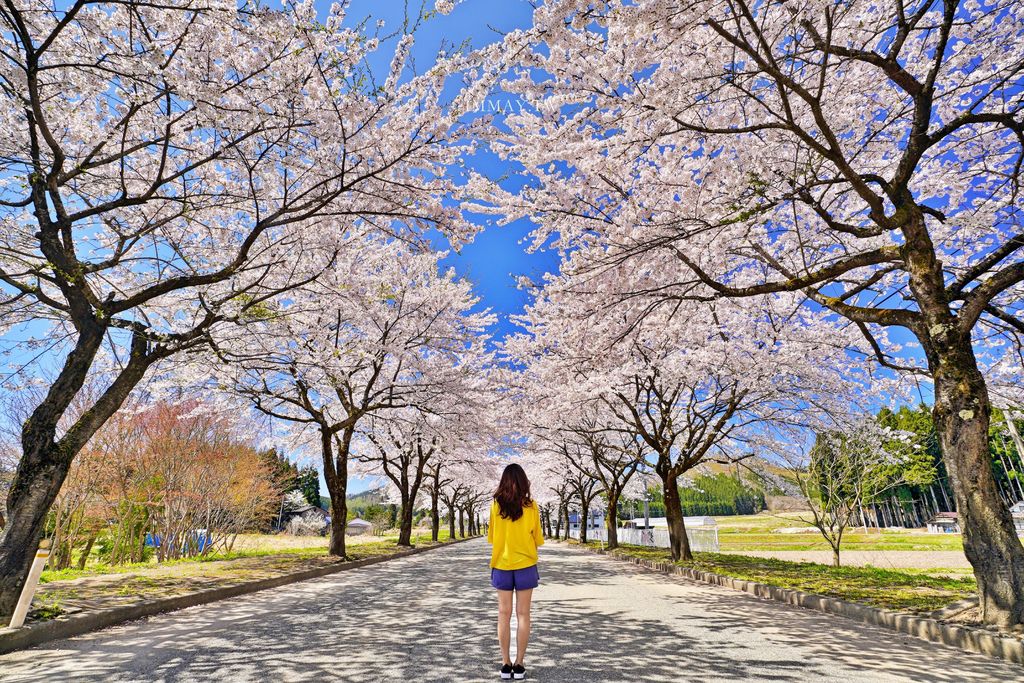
[571,542,1024,666]
[0,535,479,656]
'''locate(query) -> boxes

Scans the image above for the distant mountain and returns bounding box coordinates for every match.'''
[347,487,388,504]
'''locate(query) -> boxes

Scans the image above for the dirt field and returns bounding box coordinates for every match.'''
[719,549,972,574]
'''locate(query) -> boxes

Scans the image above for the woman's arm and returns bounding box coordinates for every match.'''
[532,504,544,547]
[487,501,495,544]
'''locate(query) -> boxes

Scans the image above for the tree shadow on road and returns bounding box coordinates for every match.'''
[0,540,1016,682]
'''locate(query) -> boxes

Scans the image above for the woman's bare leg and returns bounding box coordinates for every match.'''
[497,590,514,665]
[514,588,533,665]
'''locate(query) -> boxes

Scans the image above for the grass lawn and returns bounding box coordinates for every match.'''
[584,541,976,613]
[40,528,452,584]
[713,512,965,552]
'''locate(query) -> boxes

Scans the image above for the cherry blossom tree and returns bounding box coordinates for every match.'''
[214,239,493,556]
[357,414,439,546]
[355,395,499,547]
[505,271,867,560]
[424,450,456,541]
[490,0,1024,626]
[571,424,647,549]
[512,447,569,539]
[0,0,494,616]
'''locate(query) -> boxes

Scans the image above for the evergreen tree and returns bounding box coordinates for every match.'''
[261,448,299,493]
[296,467,322,508]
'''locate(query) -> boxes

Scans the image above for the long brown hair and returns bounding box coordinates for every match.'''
[494,463,532,521]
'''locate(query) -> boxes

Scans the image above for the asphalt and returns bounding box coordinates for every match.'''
[0,539,1018,682]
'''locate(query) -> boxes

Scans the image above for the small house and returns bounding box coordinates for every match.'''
[345,517,374,536]
[926,511,960,534]
[1010,501,1024,534]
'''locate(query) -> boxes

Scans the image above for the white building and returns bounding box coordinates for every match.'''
[622,516,718,529]
[345,517,374,536]
[926,512,960,534]
[1010,501,1024,534]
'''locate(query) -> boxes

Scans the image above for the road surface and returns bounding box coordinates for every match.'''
[0,539,1017,682]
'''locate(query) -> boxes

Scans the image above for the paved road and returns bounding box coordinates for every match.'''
[0,540,1018,682]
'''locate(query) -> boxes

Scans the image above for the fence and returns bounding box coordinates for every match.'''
[568,526,720,552]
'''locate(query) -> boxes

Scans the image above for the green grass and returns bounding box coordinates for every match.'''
[40,528,459,583]
[712,513,965,552]
[587,541,976,613]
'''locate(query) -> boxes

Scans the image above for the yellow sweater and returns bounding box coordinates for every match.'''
[487,499,544,570]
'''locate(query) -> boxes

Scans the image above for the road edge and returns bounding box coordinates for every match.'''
[0,535,480,656]
[569,541,1024,665]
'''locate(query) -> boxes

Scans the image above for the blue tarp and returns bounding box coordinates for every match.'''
[145,529,212,553]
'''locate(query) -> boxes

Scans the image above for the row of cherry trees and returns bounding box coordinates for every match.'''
[476,0,1024,627]
[208,236,501,556]
[502,281,871,558]
[0,0,507,619]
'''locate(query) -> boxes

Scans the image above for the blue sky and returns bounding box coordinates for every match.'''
[336,0,559,341]
[324,0,552,494]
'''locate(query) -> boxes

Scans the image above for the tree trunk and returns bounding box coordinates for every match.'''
[605,491,620,549]
[662,471,692,561]
[931,343,1024,627]
[832,546,841,567]
[430,483,440,543]
[0,441,76,620]
[0,322,146,620]
[560,505,570,540]
[458,507,465,538]
[323,428,349,558]
[447,503,456,540]
[397,495,415,547]
[579,500,590,544]
[77,534,96,571]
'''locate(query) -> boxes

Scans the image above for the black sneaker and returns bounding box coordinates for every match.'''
[500,663,512,679]
[512,663,526,680]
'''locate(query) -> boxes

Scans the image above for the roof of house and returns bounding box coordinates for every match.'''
[346,517,373,527]
[927,512,959,522]
[623,516,718,527]
[286,504,328,518]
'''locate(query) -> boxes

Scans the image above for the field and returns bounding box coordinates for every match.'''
[714,512,964,552]
[706,512,971,576]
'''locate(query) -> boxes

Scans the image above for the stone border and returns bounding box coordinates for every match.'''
[572,542,1024,665]
[0,536,478,656]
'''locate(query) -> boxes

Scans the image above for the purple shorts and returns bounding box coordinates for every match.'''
[491,564,540,591]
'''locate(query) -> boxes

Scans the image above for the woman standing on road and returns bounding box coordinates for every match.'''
[488,463,544,680]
